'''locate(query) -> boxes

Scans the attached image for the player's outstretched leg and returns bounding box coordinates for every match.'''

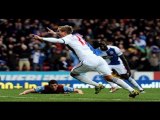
[128,77,145,93]
[107,76,140,98]
[70,72,105,94]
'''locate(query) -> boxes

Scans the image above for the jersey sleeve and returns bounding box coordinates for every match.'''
[114,46,123,56]
[34,86,45,93]
[63,86,74,92]
[42,38,65,43]
[61,35,72,44]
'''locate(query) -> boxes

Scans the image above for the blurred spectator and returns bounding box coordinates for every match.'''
[18,44,31,71]
[137,49,150,71]
[149,53,159,71]
[32,44,41,71]
[32,44,46,71]
[126,48,140,70]
[0,60,9,71]
[7,49,18,71]
[48,48,62,71]
[139,32,147,41]
[58,56,69,71]
[39,50,46,70]
[0,37,7,62]
[134,36,146,50]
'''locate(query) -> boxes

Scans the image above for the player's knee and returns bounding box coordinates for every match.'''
[104,75,113,82]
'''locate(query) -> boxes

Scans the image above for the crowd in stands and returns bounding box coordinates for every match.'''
[0,19,160,71]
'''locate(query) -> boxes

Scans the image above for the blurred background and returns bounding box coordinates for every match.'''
[0,19,160,89]
[0,19,160,72]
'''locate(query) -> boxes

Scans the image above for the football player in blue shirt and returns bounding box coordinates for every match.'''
[89,40,145,93]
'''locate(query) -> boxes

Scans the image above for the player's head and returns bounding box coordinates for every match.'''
[57,25,73,37]
[98,39,108,51]
[48,80,58,91]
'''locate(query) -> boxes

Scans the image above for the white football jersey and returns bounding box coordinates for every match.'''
[61,34,97,61]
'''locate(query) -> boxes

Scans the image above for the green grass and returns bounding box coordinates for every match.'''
[0,88,160,102]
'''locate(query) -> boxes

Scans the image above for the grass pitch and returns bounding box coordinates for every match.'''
[0,88,160,102]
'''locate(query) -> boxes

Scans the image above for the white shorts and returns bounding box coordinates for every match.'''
[109,63,127,75]
[71,55,112,76]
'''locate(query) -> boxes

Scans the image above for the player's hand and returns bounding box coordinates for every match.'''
[46,27,57,35]
[78,92,84,95]
[32,34,43,40]
[19,92,25,95]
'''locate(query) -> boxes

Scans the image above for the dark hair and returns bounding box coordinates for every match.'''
[48,80,58,85]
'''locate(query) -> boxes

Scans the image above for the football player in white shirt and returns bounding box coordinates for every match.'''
[32,25,139,98]
[97,40,145,93]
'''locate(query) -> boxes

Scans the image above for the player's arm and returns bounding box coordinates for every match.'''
[19,89,36,95]
[32,34,65,44]
[63,86,84,94]
[46,27,58,37]
[114,46,131,77]
[19,86,44,95]
[119,54,131,76]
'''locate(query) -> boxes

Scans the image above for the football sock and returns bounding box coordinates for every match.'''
[128,77,143,90]
[111,77,134,93]
[72,74,99,87]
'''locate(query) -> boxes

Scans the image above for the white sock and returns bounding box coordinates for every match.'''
[72,74,99,87]
[128,77,143,91]
[111,77,134,93]
[108,81,118,88]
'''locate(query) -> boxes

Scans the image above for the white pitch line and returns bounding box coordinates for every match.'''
[48,97,160,101]
[48,97,123,101]
[0,96,121,101]
[0,95,35,99]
